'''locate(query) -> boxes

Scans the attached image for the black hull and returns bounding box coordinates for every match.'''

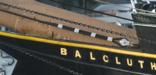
[134,24,156,53]
[132,13,156,24]
[0,44,134,75]
[0,32,156,75]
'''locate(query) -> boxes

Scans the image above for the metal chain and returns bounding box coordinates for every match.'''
[0,41,83,75]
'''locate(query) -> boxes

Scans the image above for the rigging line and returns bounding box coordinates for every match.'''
[0,40,83,75]
[37,0,133,21]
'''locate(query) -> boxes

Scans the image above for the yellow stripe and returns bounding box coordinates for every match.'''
[0,31,156,58]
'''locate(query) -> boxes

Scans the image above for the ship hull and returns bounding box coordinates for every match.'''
[0,44,134,75]
[134,24,156,53]
[0,32,156,75]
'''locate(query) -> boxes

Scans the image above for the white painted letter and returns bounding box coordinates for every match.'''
[126,58,133,67]
[115,57,121,65]
[138,60,144,69]
[90,52,96,60]
[75,50,82,58]
[151,62,156,70]
[60,48,67,56]
[103,55,109,63]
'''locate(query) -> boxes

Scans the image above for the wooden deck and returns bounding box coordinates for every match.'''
[0,0,139,49]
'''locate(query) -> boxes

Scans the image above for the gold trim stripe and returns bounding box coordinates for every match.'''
[0,31,156,58]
